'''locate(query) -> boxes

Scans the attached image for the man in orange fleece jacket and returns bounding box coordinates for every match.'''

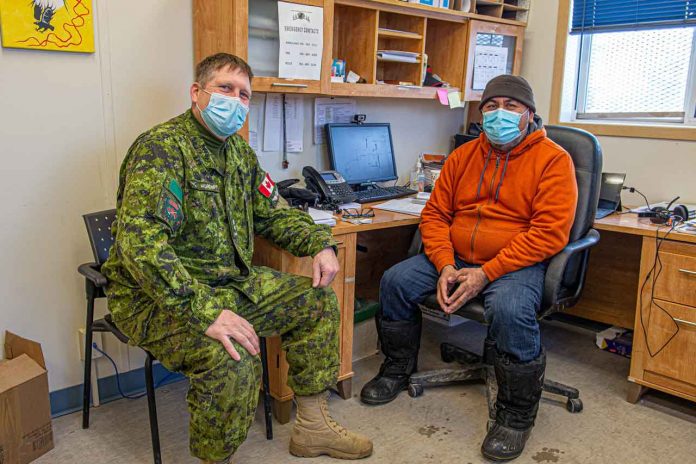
[361,75,578,461]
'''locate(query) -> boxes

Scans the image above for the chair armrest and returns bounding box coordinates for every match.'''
[78,262,107,287]
[543,229,600,310]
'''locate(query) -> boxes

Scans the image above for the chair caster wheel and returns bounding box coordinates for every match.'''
[440,344,455,363]
[566,398,583,413]
[408,384,423,398]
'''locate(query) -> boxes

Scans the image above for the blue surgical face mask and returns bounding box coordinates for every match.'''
[482,108,528,146]
[197,89,249,138]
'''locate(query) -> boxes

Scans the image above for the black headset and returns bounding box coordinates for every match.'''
[637,196,692,224]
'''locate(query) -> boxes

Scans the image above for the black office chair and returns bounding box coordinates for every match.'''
[78,210,274,464]
[407,125,603,424]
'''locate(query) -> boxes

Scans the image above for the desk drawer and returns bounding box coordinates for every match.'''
[651,241,696,308]
[641,300,696,389]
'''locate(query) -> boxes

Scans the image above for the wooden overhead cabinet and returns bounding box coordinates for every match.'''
[193,0,334,95]
[463,19,524,101]
[194,0,529,101]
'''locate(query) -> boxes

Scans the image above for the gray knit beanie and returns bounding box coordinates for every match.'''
[478,75,536,113]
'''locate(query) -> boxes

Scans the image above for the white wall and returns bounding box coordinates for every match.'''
[0,1,463,393]
[256,97,462,184]
[522,0,696,203]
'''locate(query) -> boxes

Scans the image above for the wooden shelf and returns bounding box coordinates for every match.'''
[335,0,528,26]
[330,82,454,99]
[378,28,423,40]
[377,57,422,64]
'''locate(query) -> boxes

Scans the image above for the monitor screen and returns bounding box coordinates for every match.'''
[599,173,625,202]
[326,123,398,185]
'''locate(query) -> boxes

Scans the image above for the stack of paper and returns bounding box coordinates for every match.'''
[373,198,425,217]
[308,208,336,226]
[377,50,420,63]
[676,220,696,235]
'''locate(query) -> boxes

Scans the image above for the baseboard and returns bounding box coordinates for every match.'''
[49,364,186,418]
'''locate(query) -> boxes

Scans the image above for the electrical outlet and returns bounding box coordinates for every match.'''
[77,328,103,361]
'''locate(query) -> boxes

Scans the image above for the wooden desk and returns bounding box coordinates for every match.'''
[253,206,420,423]
[578,214,696,404]
[255,208,696,418]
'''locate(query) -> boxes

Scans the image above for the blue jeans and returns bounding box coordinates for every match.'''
[380,254,546,362]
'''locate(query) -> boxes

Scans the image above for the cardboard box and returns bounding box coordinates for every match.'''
[0,332,54,464]
[596,326,633,358]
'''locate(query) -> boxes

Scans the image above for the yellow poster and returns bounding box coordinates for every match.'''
[0,0,94,53]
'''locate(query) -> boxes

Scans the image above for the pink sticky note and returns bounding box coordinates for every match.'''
[437,88,449,106]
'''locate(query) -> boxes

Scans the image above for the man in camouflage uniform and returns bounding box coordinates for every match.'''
[102,53,372,463]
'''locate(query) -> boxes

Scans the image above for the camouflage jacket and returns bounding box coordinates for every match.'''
[102,110,335,334]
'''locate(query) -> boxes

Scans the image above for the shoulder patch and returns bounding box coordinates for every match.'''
[258,172,276,199]
[157,187,184,233]
[168,179,183,202]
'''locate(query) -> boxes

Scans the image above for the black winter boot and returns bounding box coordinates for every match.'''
[481,349,546,461]
[360,313,421,405]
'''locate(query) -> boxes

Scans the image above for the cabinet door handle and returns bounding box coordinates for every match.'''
[674,318,696,328]
[678,268,696,276]
[271,82,308,88]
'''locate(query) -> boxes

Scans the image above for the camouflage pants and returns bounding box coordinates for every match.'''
[120,266,340,461]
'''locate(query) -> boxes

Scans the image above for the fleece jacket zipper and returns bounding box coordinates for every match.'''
[469,154,501,263]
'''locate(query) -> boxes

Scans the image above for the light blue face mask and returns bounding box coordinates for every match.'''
[197,89,249,138]
[482,108,528,146]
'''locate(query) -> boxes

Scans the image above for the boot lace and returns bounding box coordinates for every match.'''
[321,398,349,437]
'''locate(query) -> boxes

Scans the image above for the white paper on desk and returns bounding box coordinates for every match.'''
[278,2,323,80]
[307,207,336,226]
[284,94,304,152]
[314,98,356,144]
[338,202,361,210]
[263,94,282,152]
[248,94,265,153]
[373,198,425,217]
[473,45,508,91]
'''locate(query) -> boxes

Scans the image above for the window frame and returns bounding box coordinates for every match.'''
[550,0,696,141]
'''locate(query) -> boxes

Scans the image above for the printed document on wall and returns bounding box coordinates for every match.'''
[249,94,265,153]
[278,2,323,80]
[472,45,508,90]
[285,95,304,153]
[263,93,282,152]
[314,98,356,144]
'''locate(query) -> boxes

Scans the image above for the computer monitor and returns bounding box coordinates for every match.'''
[598,172,626,210]
[325,123,398,186]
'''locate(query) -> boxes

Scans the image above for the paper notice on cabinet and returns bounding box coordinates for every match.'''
[248,93,265,152]
[472,45,508,90]
[263,93,282,152]
[284,94,304,152]
[278,1,324,80]
[313,97,356,144]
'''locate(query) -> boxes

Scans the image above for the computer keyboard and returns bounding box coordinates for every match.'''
[353,186,418,204]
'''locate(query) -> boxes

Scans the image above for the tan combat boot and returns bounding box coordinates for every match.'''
[290,391,373,459]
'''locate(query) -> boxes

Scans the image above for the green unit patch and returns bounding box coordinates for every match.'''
[169,179,184,202]
[158,187,184,233]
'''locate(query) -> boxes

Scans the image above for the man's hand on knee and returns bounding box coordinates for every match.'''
[440,268,489,314]
[312,247,339,288]
[205,310,260,361]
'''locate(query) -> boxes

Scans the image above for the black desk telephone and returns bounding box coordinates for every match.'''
[302,166,356,205]
[277,167,356,209]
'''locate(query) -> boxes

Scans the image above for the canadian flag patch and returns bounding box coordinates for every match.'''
[258,172,276,198]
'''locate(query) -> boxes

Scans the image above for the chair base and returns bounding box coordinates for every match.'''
[408,343,583,417]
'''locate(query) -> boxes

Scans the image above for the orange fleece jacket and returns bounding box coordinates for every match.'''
[421,127,578,282]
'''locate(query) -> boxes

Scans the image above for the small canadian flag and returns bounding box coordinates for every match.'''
[258,172,276,198]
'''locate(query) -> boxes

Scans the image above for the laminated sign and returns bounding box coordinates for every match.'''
[277,1,324,80]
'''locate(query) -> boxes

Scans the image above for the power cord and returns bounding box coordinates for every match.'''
[638,213,685,358]
[92,343,176,400]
